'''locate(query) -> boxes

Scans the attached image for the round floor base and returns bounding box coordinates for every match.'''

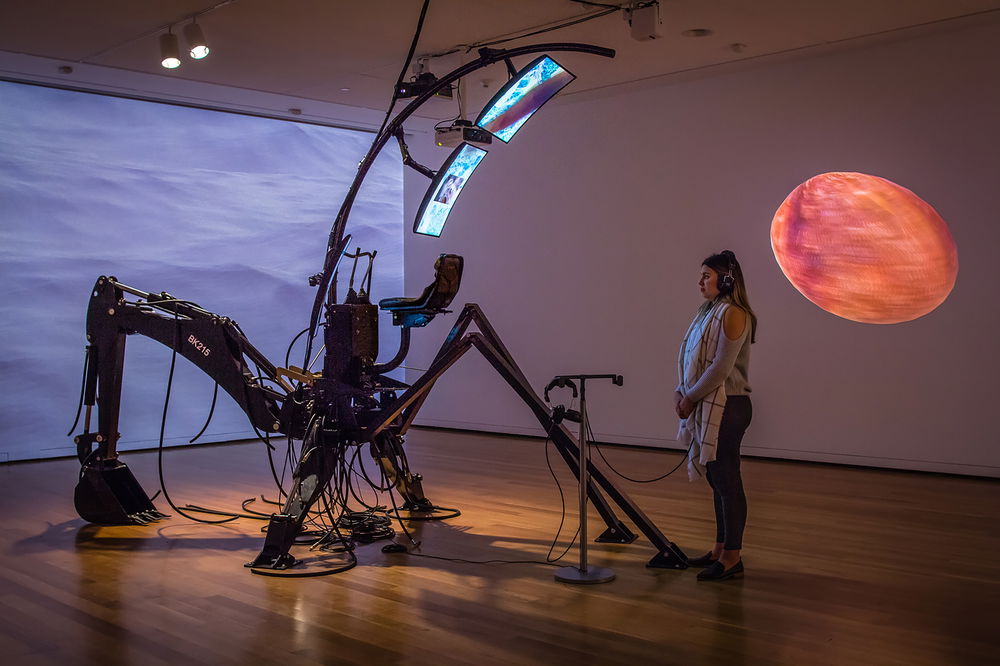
[554,565,616,585]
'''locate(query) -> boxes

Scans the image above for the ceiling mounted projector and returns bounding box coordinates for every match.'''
[434,120,493,148]
[396,72,454,99]
[626,2,662,41]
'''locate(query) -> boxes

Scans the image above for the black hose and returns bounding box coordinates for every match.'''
[188,382,219,444]
[587,420,688,483]
[156,309,238,524]
[284,326,311,368]
[66,346,90,436]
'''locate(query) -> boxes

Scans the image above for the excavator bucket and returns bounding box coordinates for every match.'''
[74,460,167,525]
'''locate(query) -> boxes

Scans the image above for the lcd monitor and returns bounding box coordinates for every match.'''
[475,55,576,143]
[413,142,488,237]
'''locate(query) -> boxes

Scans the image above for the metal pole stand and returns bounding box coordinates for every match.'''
[551,374,623,585]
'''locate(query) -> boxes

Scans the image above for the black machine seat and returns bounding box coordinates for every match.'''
[379,254,463,328]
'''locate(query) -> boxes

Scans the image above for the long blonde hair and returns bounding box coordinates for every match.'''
[703,250,757,343]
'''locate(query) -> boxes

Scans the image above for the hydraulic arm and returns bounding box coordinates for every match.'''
[73,275,293,524]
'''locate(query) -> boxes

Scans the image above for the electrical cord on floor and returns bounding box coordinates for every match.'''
[389,426,584,567]
[347,445,461,522]
[182,505,268,521]
[337,510,394,543]
[251,495,323,518]
[250,464,362,577]
[386,431,579,568]
[384,505,462,521]
[242,496,304,518]
[401,551,562,568]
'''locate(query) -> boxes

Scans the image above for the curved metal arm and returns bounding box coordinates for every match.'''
[395,129,436,179]
[80,276,287,464]
[307,42,616,338]
[372,326,411,375]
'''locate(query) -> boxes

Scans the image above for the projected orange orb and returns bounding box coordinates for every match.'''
[770,172,958,324]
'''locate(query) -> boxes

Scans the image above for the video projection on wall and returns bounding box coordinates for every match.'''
[0,81,403,462]
[771,172,958,324]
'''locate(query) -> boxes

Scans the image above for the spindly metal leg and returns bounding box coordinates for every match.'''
[247,423,341,570]
[366,306,691,557]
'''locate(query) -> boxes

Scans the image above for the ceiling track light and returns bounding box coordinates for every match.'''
[159,29,181,69]
[158,16,212,68]
[183,20,210,59]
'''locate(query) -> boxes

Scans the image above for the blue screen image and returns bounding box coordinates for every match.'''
[414,143,488,237]
[0,81,403,462]
[475,56,575,143]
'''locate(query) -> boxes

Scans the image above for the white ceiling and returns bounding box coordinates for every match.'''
[2,0,999,124]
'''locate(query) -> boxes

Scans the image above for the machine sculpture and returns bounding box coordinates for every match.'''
[70,40,690,573]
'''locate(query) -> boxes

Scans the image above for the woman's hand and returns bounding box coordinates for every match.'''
[677,395,695,419]
[674,391,686,418]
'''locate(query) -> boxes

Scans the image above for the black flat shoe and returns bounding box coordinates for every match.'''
[696,560,744,581]
[686,552,719,567]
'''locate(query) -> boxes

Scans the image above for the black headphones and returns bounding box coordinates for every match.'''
[544,377,581,426]
[717,250,737,293]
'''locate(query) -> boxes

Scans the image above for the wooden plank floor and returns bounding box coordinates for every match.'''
[1,429,997,666]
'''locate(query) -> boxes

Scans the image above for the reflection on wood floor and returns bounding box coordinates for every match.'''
[1,427,997,665]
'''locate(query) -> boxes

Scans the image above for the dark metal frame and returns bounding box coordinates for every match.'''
[305,43,616,365]
[70,40,690,571]
[380,304,687,565]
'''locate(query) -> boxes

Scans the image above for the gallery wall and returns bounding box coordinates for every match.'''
[402,19,1000,477]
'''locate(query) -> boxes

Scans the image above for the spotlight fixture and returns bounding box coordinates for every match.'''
[183,20,210,59]
[159,30,181,69]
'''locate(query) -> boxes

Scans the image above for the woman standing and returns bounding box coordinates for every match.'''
[674,250,757,581]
